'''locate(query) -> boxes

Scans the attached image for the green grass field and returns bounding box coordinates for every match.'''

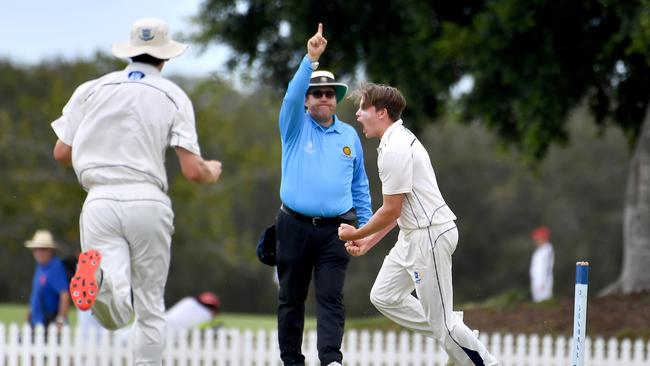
[0,303,390,330]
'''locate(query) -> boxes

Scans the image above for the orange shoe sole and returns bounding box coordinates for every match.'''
[69,250,101,311]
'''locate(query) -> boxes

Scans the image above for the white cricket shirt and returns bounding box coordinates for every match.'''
[165,297,212,330]
[378,120,456,229]
[51,62,201,192]
[529,242,554,302]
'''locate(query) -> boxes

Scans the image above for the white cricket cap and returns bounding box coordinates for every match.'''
[112,18,187,60]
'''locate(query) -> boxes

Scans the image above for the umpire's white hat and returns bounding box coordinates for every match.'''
[112,18,187,60]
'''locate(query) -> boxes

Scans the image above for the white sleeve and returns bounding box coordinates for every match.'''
[51,81,93,145]
[169,97,201,156]
[379,150,412,195]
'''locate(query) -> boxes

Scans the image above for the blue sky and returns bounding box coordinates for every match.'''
[0,0,229,77]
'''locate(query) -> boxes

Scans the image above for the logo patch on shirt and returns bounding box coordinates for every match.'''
[128,71,145,80]
[414,271,421,284]
[342,146,351,156]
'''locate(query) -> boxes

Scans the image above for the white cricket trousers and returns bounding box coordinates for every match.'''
[80,183,174,366]
[370,222,498,366]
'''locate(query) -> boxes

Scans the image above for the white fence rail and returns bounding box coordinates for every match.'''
[0,322,648,365]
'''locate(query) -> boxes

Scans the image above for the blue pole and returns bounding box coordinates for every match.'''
[571,261,589,366]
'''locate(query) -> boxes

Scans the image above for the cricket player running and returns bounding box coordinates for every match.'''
[52,18,221,365]
[339,84,498,366]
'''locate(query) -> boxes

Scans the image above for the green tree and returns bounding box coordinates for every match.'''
[192,0,650,293]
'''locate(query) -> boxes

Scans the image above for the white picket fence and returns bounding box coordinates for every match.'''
[0,322,648,365]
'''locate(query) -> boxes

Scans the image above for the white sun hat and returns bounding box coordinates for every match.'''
[112,18,188,60]
[25,230,58,250]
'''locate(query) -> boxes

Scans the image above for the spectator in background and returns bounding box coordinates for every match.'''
[25,230,71,332]
[113,291,222,344]
[166,291,221,330]
[529,226,554,302]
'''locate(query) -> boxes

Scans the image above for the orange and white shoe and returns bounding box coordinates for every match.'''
[69,250,101,311]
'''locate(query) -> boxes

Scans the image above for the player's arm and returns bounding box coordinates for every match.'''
[350,135,372,226]
[175,147,222,184]
[339,193,403,241]
[53,139,72,166]
[279,23,327,142]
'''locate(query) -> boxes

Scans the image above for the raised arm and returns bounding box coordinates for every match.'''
[279,23,328,142]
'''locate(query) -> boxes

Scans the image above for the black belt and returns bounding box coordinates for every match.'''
[281,204,356,226]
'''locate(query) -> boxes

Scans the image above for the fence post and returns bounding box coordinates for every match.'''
[385,331,396,365]
[632,338,645,365]
[554,335,568,365]
[0,323,4,366]
[344,329,358,366]
[606,338,618,365]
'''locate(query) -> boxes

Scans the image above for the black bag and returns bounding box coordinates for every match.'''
[256,224,277,266]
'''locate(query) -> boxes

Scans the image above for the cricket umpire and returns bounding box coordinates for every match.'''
[52,18,221,365]
[275,23,372,366]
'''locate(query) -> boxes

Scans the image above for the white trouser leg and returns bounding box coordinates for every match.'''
[122,200,173,366]
[80,200,134,330]
[370,255,435,336]
[371,224,498,366]
[80,184,174,366]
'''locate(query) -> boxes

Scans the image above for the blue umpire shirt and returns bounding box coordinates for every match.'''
[279,55,372,225]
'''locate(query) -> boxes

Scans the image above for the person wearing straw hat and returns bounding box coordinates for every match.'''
[25,230,71,332]
[274,23,372,366]
[339,84,498,366]
[529,226,554,302]
[51,18,222,365]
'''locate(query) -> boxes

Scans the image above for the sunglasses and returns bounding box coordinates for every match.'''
[308,89,336,99]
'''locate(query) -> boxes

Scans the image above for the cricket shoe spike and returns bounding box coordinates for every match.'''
[69,250,101,311]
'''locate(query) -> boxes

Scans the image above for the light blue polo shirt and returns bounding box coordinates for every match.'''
[279,55,371,225]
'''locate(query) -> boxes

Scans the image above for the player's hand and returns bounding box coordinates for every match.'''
[307,23,327,61]
[345,238,371,257]
[206,160,222,183]
[338,223,357,241]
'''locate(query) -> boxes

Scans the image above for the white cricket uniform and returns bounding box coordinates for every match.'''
[370,120,498,366]
[529,242,554,302]
[52,62,201,366]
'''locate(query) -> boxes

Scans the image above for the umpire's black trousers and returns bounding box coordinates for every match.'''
[276,206,351,366]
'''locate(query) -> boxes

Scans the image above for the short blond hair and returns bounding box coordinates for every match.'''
[349,83,406,121]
